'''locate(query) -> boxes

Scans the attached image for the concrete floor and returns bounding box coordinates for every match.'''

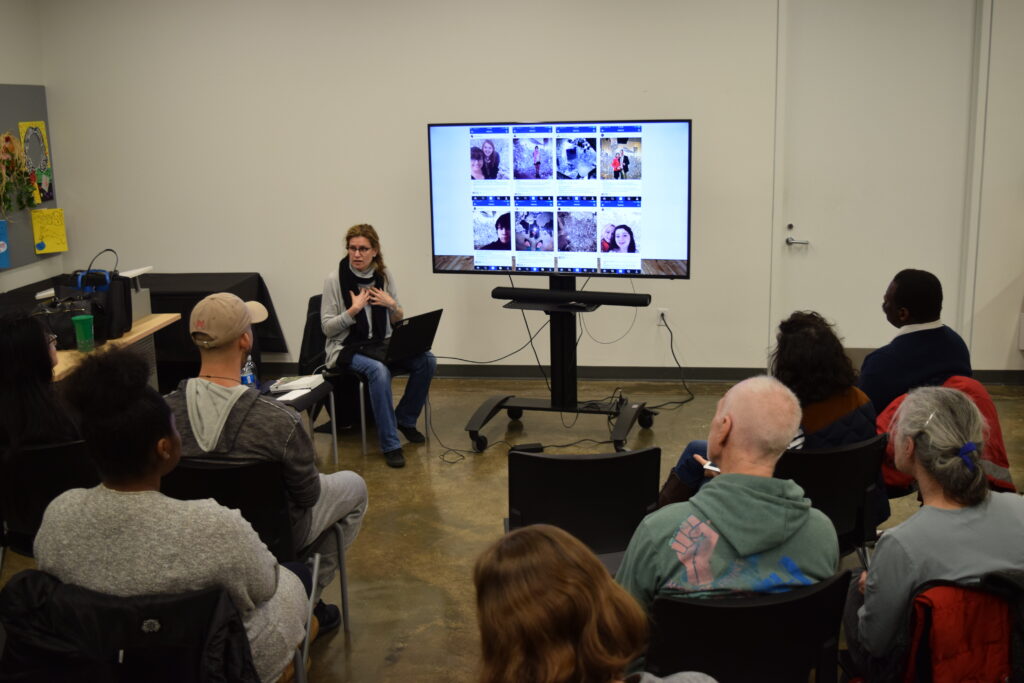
[3,377,1023,681]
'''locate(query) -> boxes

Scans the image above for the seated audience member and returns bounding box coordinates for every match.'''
[660,311,877,507]
[479,213,512,250]
[618,376,838,610]
[0,313,77,448]
[33,348,308,682]
[321,223,436,468]
[876,375,1016,493]
[858,269,971,413]
[474,524,716,683]
[844,386,1024,674]
[164,292,367,620]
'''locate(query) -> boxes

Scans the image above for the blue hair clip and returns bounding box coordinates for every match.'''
[958,442,977,472]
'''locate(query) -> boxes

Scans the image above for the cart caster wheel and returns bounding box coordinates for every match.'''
[472,434,488,452]
[507,407,523,421]
[638,411,654,429]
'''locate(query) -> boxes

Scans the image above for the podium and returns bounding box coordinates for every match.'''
[464,276,654,452]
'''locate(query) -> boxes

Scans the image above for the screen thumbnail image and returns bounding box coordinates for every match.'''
[599,209,640,253]
[513,138,553,179]
[514,211,554,251]
[556,138,598,180]
[600,138,642,180]
[470,138,509,180]
[474,210,512,250]
[557,211,597,252]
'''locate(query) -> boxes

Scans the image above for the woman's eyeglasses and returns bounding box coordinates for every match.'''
[348,246,372,254]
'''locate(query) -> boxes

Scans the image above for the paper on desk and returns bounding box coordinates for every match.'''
[31,208,68,254]
[277,388,312,403]
[273,375,325,392]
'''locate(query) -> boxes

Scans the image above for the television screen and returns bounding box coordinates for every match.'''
[428,120,691,279]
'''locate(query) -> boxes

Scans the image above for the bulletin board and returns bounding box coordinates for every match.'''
[0,84,60,271]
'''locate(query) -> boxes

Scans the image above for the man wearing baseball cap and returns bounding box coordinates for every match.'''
[164,292,367,632]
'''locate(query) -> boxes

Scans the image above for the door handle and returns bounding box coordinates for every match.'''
[785,237,809,246]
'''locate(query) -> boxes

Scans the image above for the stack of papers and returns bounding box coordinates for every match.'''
[270,374,325,393]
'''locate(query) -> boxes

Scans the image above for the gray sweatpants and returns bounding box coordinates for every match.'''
[299,471,368,592]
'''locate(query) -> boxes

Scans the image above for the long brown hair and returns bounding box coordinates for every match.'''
[345,223,388,284]
[474,525,648,683]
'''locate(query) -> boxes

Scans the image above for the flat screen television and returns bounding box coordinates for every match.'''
[428,120,691,279]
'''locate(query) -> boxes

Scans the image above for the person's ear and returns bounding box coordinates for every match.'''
[897,306,911,324]
[239,330,253,354]
[718,413,733,445]
[903,435,916,463]
[155,436,174,463]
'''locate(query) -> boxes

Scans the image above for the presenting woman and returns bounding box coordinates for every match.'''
[33,348,308,683]
[321,224,436,469]
[0,313,77,448]
[844,386,1024,674]
[481,139,500,180]
[474,524,715,683]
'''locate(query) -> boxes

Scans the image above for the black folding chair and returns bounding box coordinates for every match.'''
[161,460,349,659]
[773,433,887,566]
[506,447,660,574]
[646,570,852,683]
[0,440,99,573]
[0,569,265,683]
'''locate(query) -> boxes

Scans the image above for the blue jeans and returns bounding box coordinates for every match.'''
[673,439,710,493]
[349,351,436,453]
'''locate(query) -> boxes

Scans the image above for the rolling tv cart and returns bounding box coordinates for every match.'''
[465,276,654,452]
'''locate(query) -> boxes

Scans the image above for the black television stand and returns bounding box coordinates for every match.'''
[464,276,653,452]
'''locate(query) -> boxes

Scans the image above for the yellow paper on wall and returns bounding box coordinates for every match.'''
[19,121,54,205]
[31,208,68,254]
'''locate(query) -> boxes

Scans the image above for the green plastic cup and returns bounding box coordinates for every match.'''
[71,314,95,353]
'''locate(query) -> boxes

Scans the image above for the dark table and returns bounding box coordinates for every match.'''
[141,273,288,393]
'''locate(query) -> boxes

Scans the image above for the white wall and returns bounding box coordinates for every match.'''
[3,0,1021,371]
[970,0,1024,370]
[0,0,67,290]
[31,0,778,369]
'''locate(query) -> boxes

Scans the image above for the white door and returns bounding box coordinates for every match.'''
[769,0,985,351]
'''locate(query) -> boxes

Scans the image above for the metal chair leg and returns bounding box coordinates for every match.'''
[358,379,367,456]
[333,524,350,633]
[302,552,321,666]
[424,398,432,444]
[292,648,308,683]
[327,390,338,468]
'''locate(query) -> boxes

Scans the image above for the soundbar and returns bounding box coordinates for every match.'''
[491,287,651,307]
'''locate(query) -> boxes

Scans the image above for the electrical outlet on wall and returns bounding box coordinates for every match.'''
[657,308,669,327]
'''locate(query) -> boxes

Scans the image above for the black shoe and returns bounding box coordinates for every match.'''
[398,424,425,443]
[384,448,406,468]
[313,600,341,635]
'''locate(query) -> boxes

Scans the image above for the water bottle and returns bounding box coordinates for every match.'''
[241,354,257,387]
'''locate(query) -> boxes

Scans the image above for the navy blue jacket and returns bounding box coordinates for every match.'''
[858,326,971,413]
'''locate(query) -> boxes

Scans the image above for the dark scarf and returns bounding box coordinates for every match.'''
[337,257,388,366]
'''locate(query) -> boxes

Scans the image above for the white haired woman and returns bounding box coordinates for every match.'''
[844,386,1024,673]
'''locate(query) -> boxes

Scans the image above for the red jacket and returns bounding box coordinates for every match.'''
[875,376,1016,492]
[902,584,1010,683]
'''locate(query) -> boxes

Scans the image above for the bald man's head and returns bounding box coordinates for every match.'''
[709,376,802,471]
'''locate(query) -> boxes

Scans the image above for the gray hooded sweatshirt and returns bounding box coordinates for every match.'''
[164,378,321,545]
